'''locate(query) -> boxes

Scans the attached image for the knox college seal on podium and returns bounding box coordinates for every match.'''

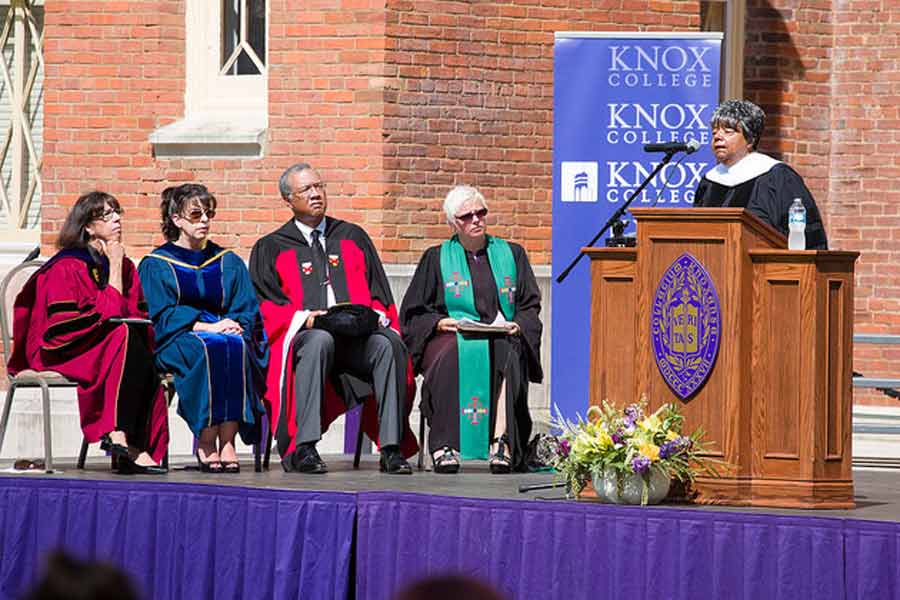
[650,252,721,400]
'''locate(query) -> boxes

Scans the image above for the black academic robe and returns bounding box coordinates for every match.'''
[249,218,418,458]
[693,161,828,249]
[399,241,543,470]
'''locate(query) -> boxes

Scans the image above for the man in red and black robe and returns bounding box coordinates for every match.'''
[249,162,417,474]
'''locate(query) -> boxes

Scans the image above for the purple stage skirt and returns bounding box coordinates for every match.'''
[2,478,899,600]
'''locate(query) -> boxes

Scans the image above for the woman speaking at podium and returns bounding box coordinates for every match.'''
[692,99,828,250]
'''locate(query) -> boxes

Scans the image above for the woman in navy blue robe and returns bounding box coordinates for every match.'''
[139,184,268,473]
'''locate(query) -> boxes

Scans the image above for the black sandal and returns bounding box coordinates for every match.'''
[196,452,223,474]
[489,436,512,474]
[100,433,129,458]
[432,446,460,474]
[222,461,241,474]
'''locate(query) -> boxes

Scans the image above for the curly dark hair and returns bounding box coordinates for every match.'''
[160,183,217,241]
[710,99,766,150]
[57,191,122,249]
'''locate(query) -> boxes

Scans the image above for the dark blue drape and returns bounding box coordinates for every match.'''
[0,478,355,600]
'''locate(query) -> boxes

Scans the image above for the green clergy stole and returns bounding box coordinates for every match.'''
[440,235,517,459]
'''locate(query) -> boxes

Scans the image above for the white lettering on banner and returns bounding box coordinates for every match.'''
[607,103,708,130]
[605,161,708,205]
[606,129,710,145]
[605,187,697,204]
[607,45,714,88]
[608,45,712,72]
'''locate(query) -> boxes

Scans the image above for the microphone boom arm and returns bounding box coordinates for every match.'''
[556,150,676,284]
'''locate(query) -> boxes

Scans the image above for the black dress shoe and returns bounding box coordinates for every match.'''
[100,434,129,458]
[380,446,412,475]
[117,457,168,475]
[284,444,328,474]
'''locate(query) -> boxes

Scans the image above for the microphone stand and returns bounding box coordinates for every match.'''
[556,150,677,284]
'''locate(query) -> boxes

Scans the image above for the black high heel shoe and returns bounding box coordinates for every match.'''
[100,433,129,458]
[196,453,224,474]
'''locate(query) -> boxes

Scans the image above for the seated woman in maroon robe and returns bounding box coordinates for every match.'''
[399,185,543,474]
[9,191,169,474]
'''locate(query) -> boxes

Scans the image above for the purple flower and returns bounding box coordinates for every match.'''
[558,438,571,458]
[623,404,642,428]
[659,437,693,459]
[631,455,651,474]
[611,429,625,445]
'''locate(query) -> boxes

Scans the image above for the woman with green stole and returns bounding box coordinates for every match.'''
[400,186,543,473]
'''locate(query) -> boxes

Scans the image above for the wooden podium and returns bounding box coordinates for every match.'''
[584,208,858,509]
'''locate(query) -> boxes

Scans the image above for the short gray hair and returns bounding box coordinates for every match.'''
[443,185,487,223]
[711,100,765,150]
[279,162,313,199]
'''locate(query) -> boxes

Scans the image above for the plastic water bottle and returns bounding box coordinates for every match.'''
[788,198,806,250]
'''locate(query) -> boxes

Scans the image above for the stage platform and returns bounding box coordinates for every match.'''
[2,456,899,599]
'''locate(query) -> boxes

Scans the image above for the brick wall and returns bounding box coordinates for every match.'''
[382,0,701,265]
[42,0,391,260]
[42,0,700,265]
[744,0,900,405]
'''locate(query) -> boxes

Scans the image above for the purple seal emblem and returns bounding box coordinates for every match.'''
[650,252,721,400]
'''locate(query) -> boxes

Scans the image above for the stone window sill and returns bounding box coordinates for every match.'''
[149,113,267,159]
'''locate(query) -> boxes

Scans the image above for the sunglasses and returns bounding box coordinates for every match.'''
[180,207,216,223]
[455,208,488,222]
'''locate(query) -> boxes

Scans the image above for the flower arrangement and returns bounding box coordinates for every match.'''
[542,397,721,505]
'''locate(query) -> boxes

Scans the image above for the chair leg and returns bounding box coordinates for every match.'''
[417,409,426,471]
[0,382,17,457]
[77,437,89,469]
[254,440,261,473]
[263,429,272,471]
[38,381,53,473]
[353,417,365,470]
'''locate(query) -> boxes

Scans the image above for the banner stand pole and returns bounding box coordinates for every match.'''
[555,151,676,284]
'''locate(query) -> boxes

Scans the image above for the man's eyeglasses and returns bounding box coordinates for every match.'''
[454,208,488,222]
[96,207,123,222]
[293,182,327,197]
[180,207,216,223]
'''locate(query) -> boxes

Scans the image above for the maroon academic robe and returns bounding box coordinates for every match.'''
[249,218,418,458]
[8,248,169,463]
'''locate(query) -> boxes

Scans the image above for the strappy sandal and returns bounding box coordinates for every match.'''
[432,446,460,474]
[222,461,241,474]
[489,436,512,474]
[196,451,223,474]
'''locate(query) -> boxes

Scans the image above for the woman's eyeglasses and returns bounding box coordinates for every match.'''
[454,208,488,222]
[96,207,123,222]
[180,207,216,223]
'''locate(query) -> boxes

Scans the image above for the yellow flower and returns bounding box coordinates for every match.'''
[639,443,660,462]
[586,405,602,424]
[639,415,662,433]
[597,429,613,449]
[666,430,680,441]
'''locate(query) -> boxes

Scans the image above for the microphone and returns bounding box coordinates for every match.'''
[642,139,701,154]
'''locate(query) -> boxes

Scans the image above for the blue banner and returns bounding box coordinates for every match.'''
[552,33,722,419]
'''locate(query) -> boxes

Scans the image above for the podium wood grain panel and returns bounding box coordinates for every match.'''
[585,248,637,407]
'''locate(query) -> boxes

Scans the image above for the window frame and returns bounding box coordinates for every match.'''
[185,0,267,116]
